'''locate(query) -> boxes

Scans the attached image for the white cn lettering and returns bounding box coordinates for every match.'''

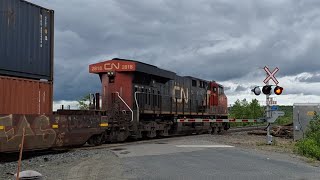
[172,86,188,104]
[104,63,120,70]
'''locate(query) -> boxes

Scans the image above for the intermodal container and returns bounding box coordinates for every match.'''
[0,76,53,114]
[0,0,54,80]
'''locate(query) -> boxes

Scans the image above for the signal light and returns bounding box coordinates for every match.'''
[274,86,283,95]
[251,86,261,96]
[262,85,272,95]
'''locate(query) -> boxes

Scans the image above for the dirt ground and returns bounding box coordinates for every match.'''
[1,131,318,180]
[212,131,320,166]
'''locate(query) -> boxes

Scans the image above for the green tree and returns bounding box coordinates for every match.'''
[276,106,293,125]
[248,99,264,119]
[229,98,264,127]
[77,94,91,110]
[230,99,243,118]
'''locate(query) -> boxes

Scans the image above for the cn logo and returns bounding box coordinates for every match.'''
[104,63,120,70]
[172,86,189,104]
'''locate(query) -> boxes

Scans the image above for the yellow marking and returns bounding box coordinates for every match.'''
[52,124,59,129]
[100,123,109,127]
[0,126,4,130]
[307,111,315,116]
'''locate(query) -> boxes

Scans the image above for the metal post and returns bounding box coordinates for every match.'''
[266,78,272,145]
[16,128,26,180]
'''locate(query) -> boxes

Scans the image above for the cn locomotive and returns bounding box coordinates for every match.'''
[89,58,229,142]
[0,58,229,153]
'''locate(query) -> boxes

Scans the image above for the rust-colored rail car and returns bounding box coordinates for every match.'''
[0,76,53,115]
[0,113,107,153]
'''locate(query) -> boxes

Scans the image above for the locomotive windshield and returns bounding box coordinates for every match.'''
[218,85,224,95]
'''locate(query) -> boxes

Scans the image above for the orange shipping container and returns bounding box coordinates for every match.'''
[0,76,53,115]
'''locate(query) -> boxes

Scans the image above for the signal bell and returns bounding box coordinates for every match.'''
[274,86,283,95]
[262,85,272,95]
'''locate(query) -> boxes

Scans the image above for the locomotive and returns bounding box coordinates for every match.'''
[89,58,229,142]
[0,58,229,153]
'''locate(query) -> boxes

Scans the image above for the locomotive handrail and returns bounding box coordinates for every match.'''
[134,91,140,123]
[116,92,134,122]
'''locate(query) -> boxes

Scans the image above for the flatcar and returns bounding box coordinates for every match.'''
[0,112,108,153]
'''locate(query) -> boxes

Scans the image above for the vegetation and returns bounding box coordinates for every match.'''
[77,94,91,110]
[229,99,293,127]
[295,113,320,160]
[276,106,293,125]
[229,99,265,127]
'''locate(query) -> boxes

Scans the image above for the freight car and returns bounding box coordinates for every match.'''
[89,58,229,142]
[0,112,108,153]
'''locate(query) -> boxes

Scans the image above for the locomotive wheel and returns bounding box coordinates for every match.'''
[211,127,216,135]
[146,129,157,138]
[217,127,222,134]
[116,130,129,142]
[88,134,103,146]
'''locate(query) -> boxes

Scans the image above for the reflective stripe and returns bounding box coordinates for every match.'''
[100,123,109,127]
[177,119,258,123]
[52,124,59,129]
[0,126,4,130]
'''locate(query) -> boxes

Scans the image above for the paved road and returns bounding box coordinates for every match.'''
[106,137,320,180]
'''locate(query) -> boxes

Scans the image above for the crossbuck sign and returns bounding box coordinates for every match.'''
[263,66,279,85]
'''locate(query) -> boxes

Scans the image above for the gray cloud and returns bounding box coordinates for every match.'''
[235,85,247,92]
[296,73,320,83]
[224,86,231,91]
[27,0,320,100]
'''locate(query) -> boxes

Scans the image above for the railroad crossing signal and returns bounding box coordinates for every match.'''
[262,85,272,95]
[251,66,285,145]
[274,86,283,95]
[252,85,284,96]
[263,66,279,85]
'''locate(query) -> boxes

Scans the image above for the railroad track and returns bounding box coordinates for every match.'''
[77,125,266,151]
[227,125,266,133]
[0,125,265,162]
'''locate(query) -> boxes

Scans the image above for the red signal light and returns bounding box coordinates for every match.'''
[274,86,283,95]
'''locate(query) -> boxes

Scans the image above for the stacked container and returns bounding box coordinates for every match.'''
[0,0,54,114]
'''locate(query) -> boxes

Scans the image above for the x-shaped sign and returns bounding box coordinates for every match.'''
[263,66,279,85]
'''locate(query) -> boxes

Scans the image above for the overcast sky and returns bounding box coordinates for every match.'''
[28,0,320,109]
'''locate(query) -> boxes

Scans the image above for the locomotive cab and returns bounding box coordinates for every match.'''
[209,82,228,117]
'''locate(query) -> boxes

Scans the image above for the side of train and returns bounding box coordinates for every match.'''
[0,58,229,153]
[89,58,229,142]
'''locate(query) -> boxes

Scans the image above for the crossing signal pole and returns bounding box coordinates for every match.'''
[251,66,285,145]
[265,74,272,144]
